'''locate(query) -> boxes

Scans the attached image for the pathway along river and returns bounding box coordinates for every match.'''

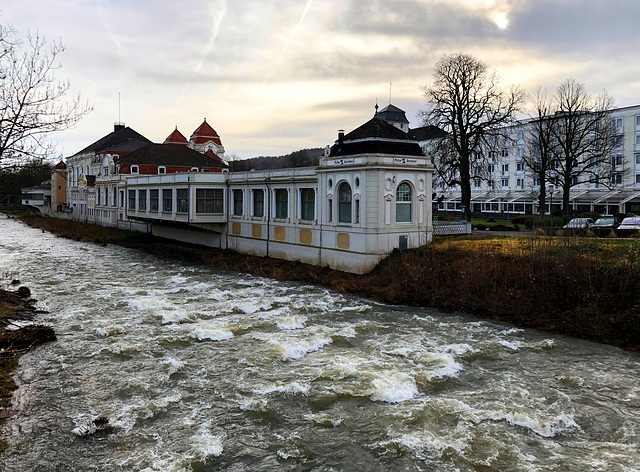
[1,216,639,471]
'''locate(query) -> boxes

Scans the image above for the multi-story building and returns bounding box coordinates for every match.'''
[65,123,152,221]
[398,104,640,216]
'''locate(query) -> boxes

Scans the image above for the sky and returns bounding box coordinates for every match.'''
[2,0,640,160]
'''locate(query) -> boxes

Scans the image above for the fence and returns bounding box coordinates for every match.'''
[432,220,472,235]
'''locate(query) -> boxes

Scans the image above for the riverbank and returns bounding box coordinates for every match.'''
[0,285,56,452]
[19,216,640,350]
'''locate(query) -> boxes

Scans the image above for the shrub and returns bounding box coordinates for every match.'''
[512,215,534,226]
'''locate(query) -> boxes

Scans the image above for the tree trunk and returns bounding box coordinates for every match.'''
[538,179,546,216]
[460,156,472,221]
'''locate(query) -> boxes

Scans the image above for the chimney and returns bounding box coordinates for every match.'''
[114,122,125,132]
[338,129,344,147]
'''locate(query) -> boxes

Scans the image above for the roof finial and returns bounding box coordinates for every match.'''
[375,99,379,117]
[204,117,207,122]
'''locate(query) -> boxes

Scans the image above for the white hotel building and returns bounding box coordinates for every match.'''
[423,104,640,216]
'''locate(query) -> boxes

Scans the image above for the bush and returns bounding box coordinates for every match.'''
[512,215,534,226]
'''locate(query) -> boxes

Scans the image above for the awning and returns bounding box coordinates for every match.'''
[508,192,537,203]
[620,191,640,205]
[593,190,622,204]
[470,191,490,201]
[569,190,589,201]
[485,191,510,203]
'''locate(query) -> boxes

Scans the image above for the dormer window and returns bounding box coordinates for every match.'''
[190,167,198,172]
[158,166,166,174]
[131,165,139,174]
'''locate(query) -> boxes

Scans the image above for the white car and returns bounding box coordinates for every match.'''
[563,218,594,229]
[617,216,640,231]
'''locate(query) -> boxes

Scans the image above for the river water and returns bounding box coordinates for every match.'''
[0,216,639,471]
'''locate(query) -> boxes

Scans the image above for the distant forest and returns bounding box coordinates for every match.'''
[228,148,325,171]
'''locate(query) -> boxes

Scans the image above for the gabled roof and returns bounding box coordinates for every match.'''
[54,160,67,170]
[71,126,152,157]
[164,127,188,145]
[117,144,228,168]
[330,115,423,157]
[190,119,222,145]
[409,125,447,141]
[377,104,409,124]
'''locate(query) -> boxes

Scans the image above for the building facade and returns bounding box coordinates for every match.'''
[417,104,640,216]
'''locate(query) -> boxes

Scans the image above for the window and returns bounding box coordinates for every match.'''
[611,174,623,185]
[162,189,172,212]
[613,117,623,131]
[233,189,243,216]
[517,131,524,142]
[131,165,139,174]
[275,189,288,219]
[300,188,315,220]
[488,164,495,175]
[516,162,524,172]
[502,164,509,175]
[474,179,482,189]
[613,136,623,148]
[338,182,352,223]
[96,188,100,205]
[636,153,640,165]
[612,154,623,167]
[501,149,509,158]
[501,178,509,189]
[488,151,496,161]
[533,177,540,187]
[516,178,524,189]
[138,190,147,210]
[177,188,188,213]
[396,182,412,223]
[196,189,223,213]
[120,191,124,208]
[355,199,360,224]
[636,115,640,128]
[328,198,333,222]
[158,166,166,174]
[636,134,640,146]
[150,189,159,211]
[636,174,640,185]
[190,167,199,172]
[253,189,264,217]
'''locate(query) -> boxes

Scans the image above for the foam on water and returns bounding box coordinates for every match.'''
[370,371,419,403]
[267,334,333,361]
[191,324,234,342]
[188,424,225,463]
[160,308,189,324]
[276,315,307,330]
[253,381,311,396]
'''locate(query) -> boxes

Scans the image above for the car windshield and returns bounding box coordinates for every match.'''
[595,218,614,225]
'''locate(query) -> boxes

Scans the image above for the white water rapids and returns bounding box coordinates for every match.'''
[1,216,639,471]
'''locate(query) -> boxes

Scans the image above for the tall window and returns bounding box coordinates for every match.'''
[162,189,172,212]
[338,182,352,223]
[396,182,412,223]
[150,189,159,211]
[253,189,264,217]
[177,188,188,213]
[275,189,288,218]
[233,189,243,216]
[196,189,224,213]
[301,188,314,220]
[138,189,147,211]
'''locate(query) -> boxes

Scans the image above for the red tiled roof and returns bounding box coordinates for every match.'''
[164,127,188,145]
[54,160,67,169]
[190,119,222,145]
[204,149,223,163]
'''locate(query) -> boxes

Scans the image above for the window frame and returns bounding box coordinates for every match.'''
[275,189,288,219]
[300,188,315,221]
[395,182,412,223]
[195,188,224,214]
[233,189,243,216]
[338,182,352,224]
[162,189,173,212]
[253,189,264,217]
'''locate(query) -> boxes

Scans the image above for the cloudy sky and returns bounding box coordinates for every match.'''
[3,0,640,159]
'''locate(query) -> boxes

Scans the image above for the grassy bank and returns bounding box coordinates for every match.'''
[20,216,640,350]
[0,285,56,453]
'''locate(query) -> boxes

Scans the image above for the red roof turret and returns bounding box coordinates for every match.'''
[190,118,222,146]
[164,127,188,145]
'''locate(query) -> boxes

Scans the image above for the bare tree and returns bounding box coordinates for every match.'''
[0,24,91,166]
[549,79,615,214]
[522,87,556,216]
[421,53,523,220]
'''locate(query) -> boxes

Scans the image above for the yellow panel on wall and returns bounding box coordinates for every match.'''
[232,222,241,235]
[274,226,286,241]
[299,229,312,245]
[252,224,262,238]
[336,233,350,249]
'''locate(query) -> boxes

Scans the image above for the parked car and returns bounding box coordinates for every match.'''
[616,216,640,234]
[591,217,622,235]
[563,218,594,229]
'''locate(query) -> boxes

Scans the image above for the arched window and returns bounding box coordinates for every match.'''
[338,182,352,223]
[396,182,412,222]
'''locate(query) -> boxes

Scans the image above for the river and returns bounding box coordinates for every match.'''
[0,216,639,471]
